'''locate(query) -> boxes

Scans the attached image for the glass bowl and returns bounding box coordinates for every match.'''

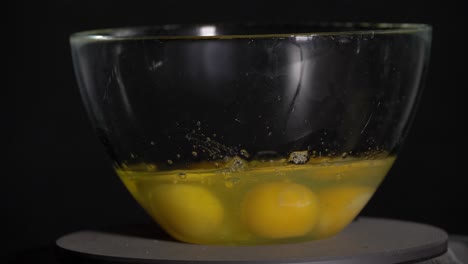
[70,23,432,245]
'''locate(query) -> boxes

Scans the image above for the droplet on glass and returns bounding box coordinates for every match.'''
[240,149,250,159]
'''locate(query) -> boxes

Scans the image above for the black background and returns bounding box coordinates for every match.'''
[7,0,467,262]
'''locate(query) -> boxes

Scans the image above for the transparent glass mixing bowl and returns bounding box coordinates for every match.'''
[70,23,432,245]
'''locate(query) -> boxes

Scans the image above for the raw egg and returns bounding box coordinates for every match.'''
[149,184,224,243]
[316,186,374,238]
[241,182,319,239]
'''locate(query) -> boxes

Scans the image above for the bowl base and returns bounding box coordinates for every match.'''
[55,217,453,263]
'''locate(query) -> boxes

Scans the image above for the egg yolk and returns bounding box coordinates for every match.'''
[315,186,373,238]
[241,182,319,239]
[149,184,224,243]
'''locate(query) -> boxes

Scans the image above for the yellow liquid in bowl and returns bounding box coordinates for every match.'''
[116,156,395,245]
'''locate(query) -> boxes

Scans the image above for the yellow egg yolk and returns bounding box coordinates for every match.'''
[315,186,374,238]
[149,184,224,243]
[241,182,319,239]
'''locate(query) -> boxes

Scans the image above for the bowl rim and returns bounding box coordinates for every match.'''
[70,22,432,42]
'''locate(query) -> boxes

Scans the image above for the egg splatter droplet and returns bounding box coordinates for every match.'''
[287,151,309,164]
